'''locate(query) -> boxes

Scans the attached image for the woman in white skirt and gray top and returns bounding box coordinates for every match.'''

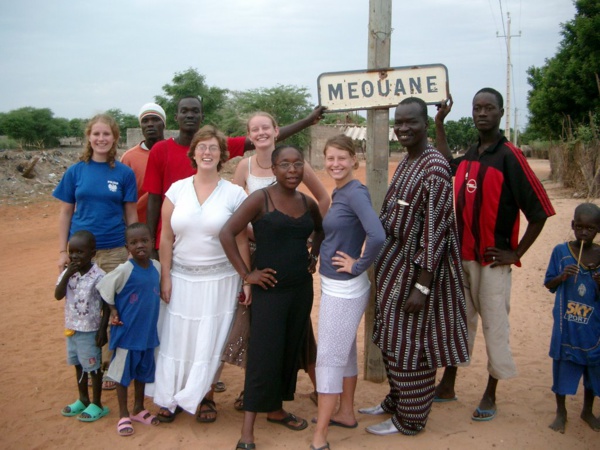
[311,135,385,450]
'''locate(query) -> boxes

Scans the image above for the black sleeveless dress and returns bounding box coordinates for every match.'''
[243,189,315,412]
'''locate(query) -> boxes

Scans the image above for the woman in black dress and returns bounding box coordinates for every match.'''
[220,145,324,450]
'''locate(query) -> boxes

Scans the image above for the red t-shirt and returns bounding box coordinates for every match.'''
[142,136,247,246]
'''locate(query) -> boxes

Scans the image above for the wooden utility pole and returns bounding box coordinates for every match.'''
[363,0,391,382]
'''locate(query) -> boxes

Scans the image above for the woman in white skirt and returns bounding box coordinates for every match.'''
[311,135,385,450]
[151,125,251,423]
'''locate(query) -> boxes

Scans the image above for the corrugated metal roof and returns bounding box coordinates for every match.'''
[341,126,397,141]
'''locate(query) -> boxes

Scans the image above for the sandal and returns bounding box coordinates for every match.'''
[266,412,308,431]
[196,398,217,423]
[310,444,330,450]
[117,417,134,436]
[102,379,117,391]
[130,409,159,425]
[214,380,226,392]
[236,441,256,449]
[234,390,244,411]
[61,399,87,417]
[156,406,182,423]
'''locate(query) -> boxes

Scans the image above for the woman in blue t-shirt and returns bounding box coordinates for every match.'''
[53,113,138,389]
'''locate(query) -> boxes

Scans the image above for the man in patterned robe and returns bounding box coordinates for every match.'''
[360,97,470,436]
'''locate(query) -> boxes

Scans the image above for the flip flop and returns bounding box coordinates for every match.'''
[102,379,117,390]
[117,417,134,436]
[433,396,458,403]
[472,407,497,422]
[267,412,308,431]
[236,441,256,449]
[130,409,159,425]
[214,381,226,393]
[77,403,110,422]
[310,444,330,450]
[61,399,87,417]
[310,417,358,428]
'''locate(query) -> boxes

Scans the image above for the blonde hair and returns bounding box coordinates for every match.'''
[324,134,359,169]
[80,114,119,168]
[246,111,279,132]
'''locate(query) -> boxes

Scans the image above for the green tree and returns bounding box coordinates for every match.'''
[2,107,64,147]
[68,118,86,137]
[105,108,138,141]
[527,0,600,139]
[217,85,314,149]
[155,68,228,129]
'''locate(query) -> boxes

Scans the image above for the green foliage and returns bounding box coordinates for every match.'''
[68,118,86,137]
[217,85,314,149]
[105,108,138,140]
[1,107,64,147]
[527,0,600,139]
[154,68,229,129]
[426,116,477,151]
[0,136,20,150]
[322,112,366,125]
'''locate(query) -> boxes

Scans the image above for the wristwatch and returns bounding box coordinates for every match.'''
[414,282,430,296]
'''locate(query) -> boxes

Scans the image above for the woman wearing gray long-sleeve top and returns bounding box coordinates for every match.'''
[311,135,385,450]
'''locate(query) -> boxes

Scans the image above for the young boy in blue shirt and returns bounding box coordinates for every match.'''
[96,223,161,436]
[544,202,600,433]
[55,230,110,422]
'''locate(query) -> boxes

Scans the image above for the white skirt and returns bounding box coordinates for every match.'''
[147,260,240,414]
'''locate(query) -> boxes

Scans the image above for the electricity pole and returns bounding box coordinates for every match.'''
[497,12,520,142]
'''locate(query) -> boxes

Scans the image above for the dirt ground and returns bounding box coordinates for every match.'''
[0,155,598,449]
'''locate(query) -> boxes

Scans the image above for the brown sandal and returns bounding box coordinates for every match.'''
[234,390,244,411]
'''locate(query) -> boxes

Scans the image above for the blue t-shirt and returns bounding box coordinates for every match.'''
[53,160,137,249]
[545,242,600,366]
[96,259,161,351]
[319,179,385,280]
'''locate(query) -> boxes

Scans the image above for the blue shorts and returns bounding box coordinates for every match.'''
[106,348,155,387]
[552,359,600,396]
[66,331,101,372]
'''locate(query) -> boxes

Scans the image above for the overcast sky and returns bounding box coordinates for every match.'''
[0,0,576,129]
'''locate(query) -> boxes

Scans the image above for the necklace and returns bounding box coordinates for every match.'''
[255,155,272,170]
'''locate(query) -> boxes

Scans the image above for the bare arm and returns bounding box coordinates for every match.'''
[57,201,75,272]
[235,228,253,305]
[146,193,162,235]
[232,157,249,189]
[159,198,175,303]
[124,202,138,225]
[277,106,326,142]
[485,218,547,267]
[302,162,331,217]
[219,193,277,289]
[435,94,453,161]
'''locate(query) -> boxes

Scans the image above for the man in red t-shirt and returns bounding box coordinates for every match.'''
[143,96,325,249]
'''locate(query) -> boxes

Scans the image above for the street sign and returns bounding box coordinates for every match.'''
[318,64,449,112]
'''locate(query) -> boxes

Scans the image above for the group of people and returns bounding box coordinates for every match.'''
[52,86,599,449]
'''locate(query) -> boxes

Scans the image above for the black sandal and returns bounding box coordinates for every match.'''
[196,398,217,423]
[236,440,256,449]
[156,406,182,423]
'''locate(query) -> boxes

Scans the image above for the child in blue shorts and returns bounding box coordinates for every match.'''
[55,230,110,422]
[96,223,161,436]
[544,202,600,433]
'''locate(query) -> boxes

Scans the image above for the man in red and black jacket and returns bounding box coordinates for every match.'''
[433,88,555,422]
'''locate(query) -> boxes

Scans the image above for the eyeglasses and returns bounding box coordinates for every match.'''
[196,144,220,152]
[275,162,304,170]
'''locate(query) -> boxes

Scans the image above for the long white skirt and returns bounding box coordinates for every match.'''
[147,260,240,414]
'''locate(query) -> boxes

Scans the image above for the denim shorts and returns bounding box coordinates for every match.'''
[66,331,101,372]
